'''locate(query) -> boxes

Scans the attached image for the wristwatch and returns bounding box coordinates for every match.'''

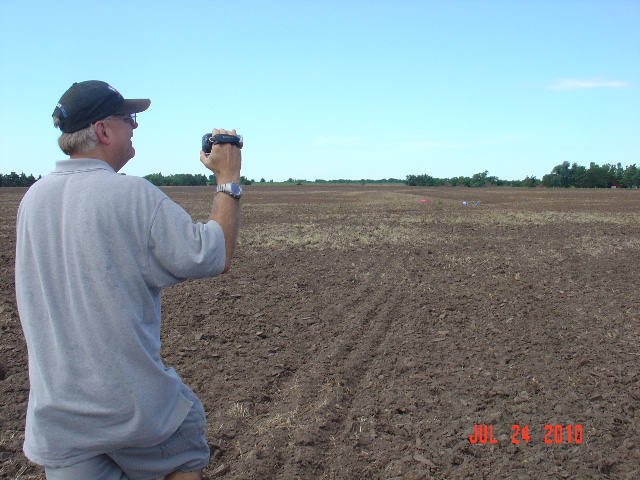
[216,182,243,199]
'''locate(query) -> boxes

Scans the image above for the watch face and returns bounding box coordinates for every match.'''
[230,183,243,196]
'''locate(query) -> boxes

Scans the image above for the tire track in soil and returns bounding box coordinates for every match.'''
[228,252,409,479]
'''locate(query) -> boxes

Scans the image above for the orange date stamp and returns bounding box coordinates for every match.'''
[469,424,584,444]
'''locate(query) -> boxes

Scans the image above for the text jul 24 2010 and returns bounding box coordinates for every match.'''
[469,425,584,444]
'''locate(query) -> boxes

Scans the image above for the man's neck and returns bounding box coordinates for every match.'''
[70,150,122,172]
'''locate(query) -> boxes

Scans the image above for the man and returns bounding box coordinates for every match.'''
[15,80,242,479]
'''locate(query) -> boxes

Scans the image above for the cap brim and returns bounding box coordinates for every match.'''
[113,99,151,115]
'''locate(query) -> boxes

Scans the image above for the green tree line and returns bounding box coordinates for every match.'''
[540,162,640,188]
[0,172,40,187]
[406,170,542,187]
[143,173,254,186]
[4,162,640,189]
[406,162,640,188]
[143,172,212,186]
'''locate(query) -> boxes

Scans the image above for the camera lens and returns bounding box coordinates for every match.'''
[202,133,213,153]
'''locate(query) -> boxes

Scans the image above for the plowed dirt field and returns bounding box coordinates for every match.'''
[1,185,639,479]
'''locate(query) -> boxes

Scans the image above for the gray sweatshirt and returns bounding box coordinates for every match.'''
[15,159,225,467]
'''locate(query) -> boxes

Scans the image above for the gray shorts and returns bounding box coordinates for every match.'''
[44,387,210,480]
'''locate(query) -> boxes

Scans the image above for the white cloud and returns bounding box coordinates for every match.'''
[549,78,633,91]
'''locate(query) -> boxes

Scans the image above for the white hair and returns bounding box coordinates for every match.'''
[53,117,100,156]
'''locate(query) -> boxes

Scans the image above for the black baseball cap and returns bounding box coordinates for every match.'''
[53,80,151,133]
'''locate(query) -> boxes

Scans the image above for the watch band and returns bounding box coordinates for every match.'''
[216,182,243,199]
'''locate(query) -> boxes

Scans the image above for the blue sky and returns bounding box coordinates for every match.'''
[1,0,638,182]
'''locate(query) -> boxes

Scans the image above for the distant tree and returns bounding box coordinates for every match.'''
[522,176,541,188]
[144,173,166,186]
[570,163,588,188]
[0,172,39,187]
[621,164,640,188]
[143,173,207,186]
[543,161,581,187]
[449,176,471,187]
[469,170,498,187]
[543,161,629,188]
[542,172,560,187]
[406,174,433,186]
[607,163,624,185]
[543,161,571,187]
[583,163,610,188]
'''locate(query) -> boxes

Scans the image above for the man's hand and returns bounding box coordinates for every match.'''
[201,128,242,273]
[200,128,242,184]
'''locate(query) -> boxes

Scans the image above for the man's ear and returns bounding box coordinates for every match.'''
[94,120,111,145]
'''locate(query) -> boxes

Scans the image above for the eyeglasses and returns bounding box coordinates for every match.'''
[120,113,137,128]
[102,114,137,128]
[95,113,138,129]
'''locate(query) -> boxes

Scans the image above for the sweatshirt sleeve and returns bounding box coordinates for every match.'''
[146,197,226,287]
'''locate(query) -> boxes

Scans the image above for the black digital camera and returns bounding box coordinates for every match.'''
[202,133,244,154]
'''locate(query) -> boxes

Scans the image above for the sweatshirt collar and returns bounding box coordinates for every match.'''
[54,158,116,174]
